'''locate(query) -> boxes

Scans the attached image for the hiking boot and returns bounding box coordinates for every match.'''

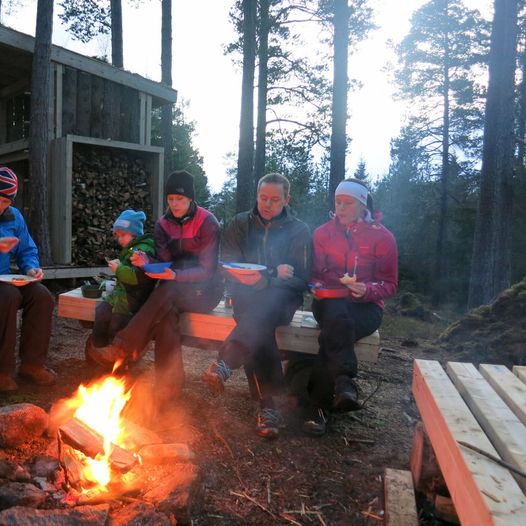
[302,407,329,436]
[0,373,18,392]
[87,343,128,368]
[202,360,232,395]
[18,364,57,386]
[256,407,283,439]
[333,376,361,412]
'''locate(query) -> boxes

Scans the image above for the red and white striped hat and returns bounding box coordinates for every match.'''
[0,166,18,201]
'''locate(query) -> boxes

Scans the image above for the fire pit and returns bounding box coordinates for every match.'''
[0,374,201,524]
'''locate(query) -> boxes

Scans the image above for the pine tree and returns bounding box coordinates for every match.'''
[468,0,520,308]
[395,0,489,305]
[28,0,54,264]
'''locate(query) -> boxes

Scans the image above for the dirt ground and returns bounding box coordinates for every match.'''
[1,299,464,526]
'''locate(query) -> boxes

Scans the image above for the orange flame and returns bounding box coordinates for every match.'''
[67,375,132,491]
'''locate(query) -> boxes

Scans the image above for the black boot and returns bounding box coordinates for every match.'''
[333,375,361,412]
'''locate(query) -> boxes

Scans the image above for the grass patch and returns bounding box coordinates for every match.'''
[381,313,452,341]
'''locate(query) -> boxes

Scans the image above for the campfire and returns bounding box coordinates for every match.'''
[57,375,138,499]
[0,373,201,523]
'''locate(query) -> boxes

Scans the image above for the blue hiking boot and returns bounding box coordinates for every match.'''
[202,359,232,395]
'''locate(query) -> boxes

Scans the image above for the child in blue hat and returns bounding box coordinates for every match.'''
[86,210,156,363]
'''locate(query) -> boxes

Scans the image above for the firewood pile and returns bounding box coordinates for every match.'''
[71,145,155,266]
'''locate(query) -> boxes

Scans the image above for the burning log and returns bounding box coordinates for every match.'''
[58,418,137,473]
[138,443,195,465]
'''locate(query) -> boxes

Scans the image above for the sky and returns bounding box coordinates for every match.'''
[3,0,493,192]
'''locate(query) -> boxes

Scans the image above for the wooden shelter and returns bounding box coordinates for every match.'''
[0,25,177,275]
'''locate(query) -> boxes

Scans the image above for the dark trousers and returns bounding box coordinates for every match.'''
[219,286,302,403]
[0,282,54,375]
[286,299,382,410]
[92,301,131,347]
[115,280,222,389]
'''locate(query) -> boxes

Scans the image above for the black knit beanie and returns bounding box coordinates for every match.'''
[165,170,195,200]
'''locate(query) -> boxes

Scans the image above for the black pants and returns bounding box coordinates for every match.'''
[0,282,54,375]
[219,285,302,403]
[115,280,222,388]
[286,299,382,410]
[92,301,131,348]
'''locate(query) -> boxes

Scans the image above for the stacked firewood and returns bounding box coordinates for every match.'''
[71,145,154,266]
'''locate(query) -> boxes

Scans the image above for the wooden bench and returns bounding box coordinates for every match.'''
[412,359,526,525]
[57,287,380,362]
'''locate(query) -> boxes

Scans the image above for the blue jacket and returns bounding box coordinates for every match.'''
[0,206,39,275]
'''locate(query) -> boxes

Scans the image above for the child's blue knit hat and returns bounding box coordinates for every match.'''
[112,210,146,237]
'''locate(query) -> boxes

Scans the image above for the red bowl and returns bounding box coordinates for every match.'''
[312,287,349,299]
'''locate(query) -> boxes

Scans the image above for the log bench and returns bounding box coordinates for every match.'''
[57,287,380,362]
[412,359,526,526]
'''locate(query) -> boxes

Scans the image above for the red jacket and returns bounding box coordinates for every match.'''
[311,216,398,309]
[155,204,220,284]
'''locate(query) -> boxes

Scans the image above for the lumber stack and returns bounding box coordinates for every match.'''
[412,359,526,526]
[71,145,154,266]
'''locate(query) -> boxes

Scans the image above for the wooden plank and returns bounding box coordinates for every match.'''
[479,364,526,427]
[513,366,526,385]
[57,289,379,361]
[448,362,526,493]
[90,74,104,139]
[384,468,418,526]
[412,359,526,526]
[49,137,69,263]
[43,266,109,280]
[54,64,63,138]
[76,71,91,137]
[66,134,163,156]
[61,66,77,136]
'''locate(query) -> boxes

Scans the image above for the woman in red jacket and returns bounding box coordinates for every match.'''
[292,178,398,435]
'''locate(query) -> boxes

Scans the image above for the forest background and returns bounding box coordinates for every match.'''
[1,0,524,313]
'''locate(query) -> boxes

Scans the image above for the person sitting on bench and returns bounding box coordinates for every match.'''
[202,173,311,439]
[287,178,398,436]
[85,209,156,360]
[0,166,56,392]
[90,170,223,407]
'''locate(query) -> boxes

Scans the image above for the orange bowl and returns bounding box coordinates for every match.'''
[312,287,349,299]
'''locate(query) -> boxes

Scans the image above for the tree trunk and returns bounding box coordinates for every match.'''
[110,0,123,68]
[328,0,350,209]
[161,0,174,177]
[468,0,518,309]
[28,0,53,265]
[253,0,270,194]
[517,43,526,171]
[236,0,257,213]
[432,2,450,307]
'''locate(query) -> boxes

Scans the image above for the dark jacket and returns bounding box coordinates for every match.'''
[154,203,221,288]
[311,216,398,309]
[107,234,156,315]
[222,206,311,297]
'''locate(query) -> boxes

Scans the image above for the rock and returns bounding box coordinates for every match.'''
[108,502,172,526]
[0,460,30,482]
[0,404,48,447]
[142,463,201,524]
[0,482,46,510]
[0,504,109,525]
[29,456,60,480]
[33,477,57,492]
